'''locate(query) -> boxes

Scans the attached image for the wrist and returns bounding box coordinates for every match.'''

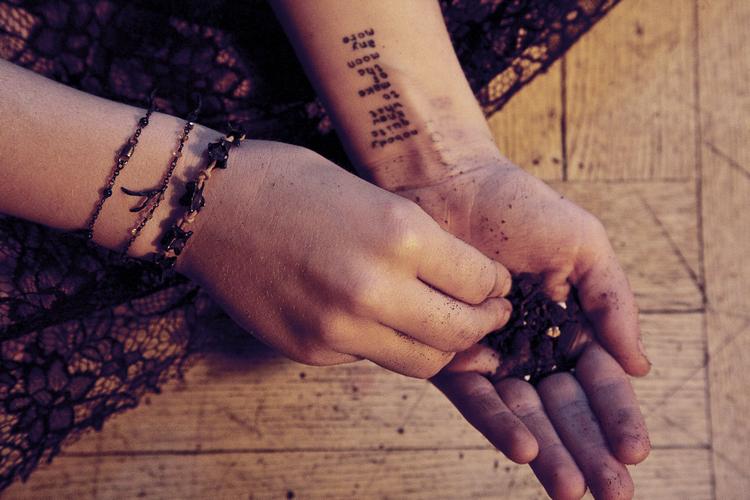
[173,139,282,279]
[358,123,502,192]
[111,121,224,261]
[334,69,501,190]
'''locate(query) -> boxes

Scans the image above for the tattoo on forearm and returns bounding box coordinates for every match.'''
[342,29,418,149]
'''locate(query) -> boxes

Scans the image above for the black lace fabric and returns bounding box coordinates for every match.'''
[0,0,618,490]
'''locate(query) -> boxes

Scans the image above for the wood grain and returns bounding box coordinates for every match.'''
[698,0,750,496]
[58,312,705,454]
[553,181,703,311]
[488,60,563,181]
[4,449,712,499]
[565,0,696,180]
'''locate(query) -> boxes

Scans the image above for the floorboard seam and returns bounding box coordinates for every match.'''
[693,2,715,497]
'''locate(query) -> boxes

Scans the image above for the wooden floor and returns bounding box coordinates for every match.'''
[6,0,749,498]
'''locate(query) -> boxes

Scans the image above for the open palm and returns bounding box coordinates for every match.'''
[396,157,651,500]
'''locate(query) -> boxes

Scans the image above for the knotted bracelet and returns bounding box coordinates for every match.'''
[156,125,247,269]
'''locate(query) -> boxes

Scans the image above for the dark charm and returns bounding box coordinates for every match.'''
[226,123,246,145]
[206,139,230,168]
[160,225,193,256]
[178,180,205,213]
[121,186,161,212]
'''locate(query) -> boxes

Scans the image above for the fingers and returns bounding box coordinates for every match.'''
[417,220,512,304]
[443,344,501,375]
[537,373,635,500]
[379,280,512,352]
[576,343,650,465]
[431,371,538,463]
[341,318,454,379]
[575,237,651,377]
[495,378,586,500]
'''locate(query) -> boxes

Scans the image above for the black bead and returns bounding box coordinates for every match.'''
[139,117,149,127]
[103,188,112,198]
[86,230,93,240]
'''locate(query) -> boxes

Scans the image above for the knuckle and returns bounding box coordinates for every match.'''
[312,311,350,351]
[340,270,379,315]
[381,199,423,256]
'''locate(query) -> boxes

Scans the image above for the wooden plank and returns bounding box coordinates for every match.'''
[699,0,750,497]
[59,312,704,454]
[706,312,750,499]
[487,60,563,181]
[636,313,708,447]
[639,181,702,286]
[698,0,750,173]
[4,448,712,499]
[553,181,703,311]
[565,0,695,180]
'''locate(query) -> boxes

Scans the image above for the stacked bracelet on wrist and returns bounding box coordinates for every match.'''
[83,89,158,241]
[156,125,247,269]
[86,90,245,271]
[119,97,201,255]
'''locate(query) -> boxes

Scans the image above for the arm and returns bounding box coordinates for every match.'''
[270,0,498,190]
[0,58,223,259]
[0,59,512,378]
[271,2,651,498]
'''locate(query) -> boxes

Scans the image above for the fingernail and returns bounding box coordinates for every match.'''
[496,298,512,328]
[493,262,512,297]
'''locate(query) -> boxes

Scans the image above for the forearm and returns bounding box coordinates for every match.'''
[271,0,500,191]
[0,59,223,258]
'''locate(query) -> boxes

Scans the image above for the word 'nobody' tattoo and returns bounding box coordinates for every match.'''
[342,29,418,149]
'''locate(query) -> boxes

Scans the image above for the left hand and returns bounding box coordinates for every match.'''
[388,151,651,500]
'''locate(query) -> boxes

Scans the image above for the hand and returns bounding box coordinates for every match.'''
[436,323,647,499]
[387,150,651,499]
[176,141,513,378]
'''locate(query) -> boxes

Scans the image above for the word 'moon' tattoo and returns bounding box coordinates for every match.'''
[341,28,418,149]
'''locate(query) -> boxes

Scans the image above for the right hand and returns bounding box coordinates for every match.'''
[177,141,512,378]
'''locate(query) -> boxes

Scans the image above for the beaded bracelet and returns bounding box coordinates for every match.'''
[119,97,202,255]
[83,89,158,241]
[156,125,247,269]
